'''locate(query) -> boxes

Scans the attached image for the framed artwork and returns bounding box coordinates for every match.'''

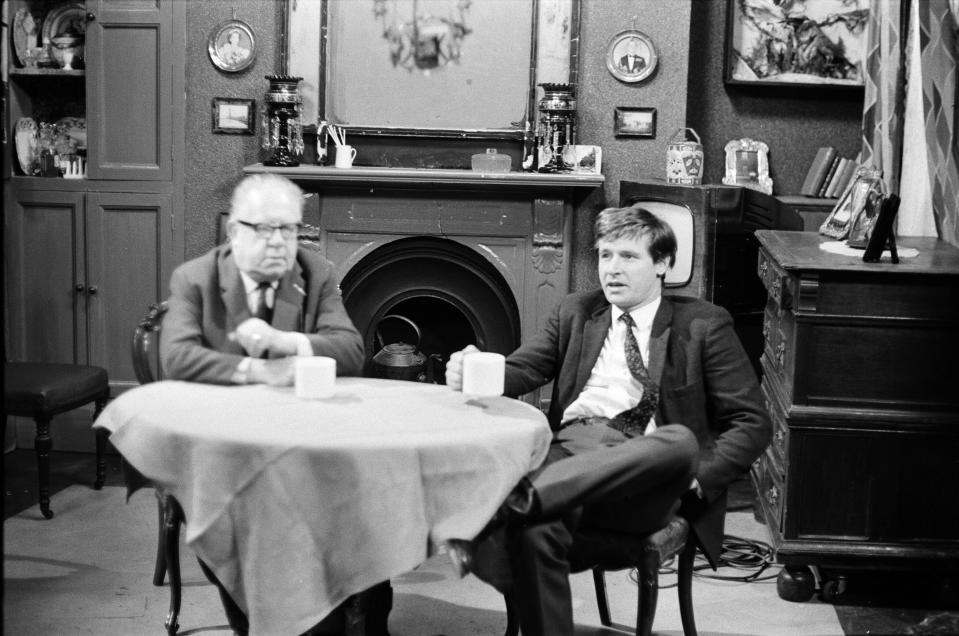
[605,29,658,84]
[613,107,656,138]
[208,19,256,73]
[212,98,255,135]
[723,138,773,194]
[725,0,870,87]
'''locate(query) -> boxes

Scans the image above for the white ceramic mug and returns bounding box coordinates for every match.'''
[295,356,336,399]
[462,352,505,397]
[334,145,358,169]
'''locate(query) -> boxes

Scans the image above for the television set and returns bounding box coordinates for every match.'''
[619,180,803,375]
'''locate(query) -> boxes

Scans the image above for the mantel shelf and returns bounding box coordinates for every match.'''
[243,164,605,191]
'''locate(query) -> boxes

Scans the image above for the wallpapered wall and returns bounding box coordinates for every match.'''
[181,0,861,291]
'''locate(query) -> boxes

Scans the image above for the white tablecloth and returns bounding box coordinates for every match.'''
[96,378,551,636]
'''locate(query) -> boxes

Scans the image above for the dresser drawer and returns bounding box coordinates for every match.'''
[752,447,785,537]
[757,247,790,310]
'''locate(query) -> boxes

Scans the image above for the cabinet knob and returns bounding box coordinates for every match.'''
[87,285,99,295]
[75,283,86,292]
[86,12,96,21]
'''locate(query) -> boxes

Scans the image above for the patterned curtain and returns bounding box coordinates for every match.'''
[860,0,908,196]
[916,1,959,247]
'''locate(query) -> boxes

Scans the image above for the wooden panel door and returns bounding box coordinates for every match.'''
[4,189,87,364]
[85,191,173,392]
[85,0,173,181]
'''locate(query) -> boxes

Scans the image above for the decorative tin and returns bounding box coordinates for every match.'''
[666,127,703,185]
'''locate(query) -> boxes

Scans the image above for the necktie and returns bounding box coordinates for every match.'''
[254,282,273,323]
[610,313,659,436]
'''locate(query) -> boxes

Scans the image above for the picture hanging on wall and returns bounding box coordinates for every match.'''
[208,19,257,73]
[212,98,255,135]
[725,0,870,88]
[605,29,658,84]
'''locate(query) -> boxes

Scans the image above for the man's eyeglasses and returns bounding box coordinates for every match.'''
[235,220,302,240]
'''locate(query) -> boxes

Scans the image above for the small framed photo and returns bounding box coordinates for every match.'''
[614,107,656,138]
[722,138,773,194]
[212,98,255,135]
[208,19,256,73]
[605,30,658,84]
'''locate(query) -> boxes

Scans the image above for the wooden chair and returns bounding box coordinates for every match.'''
[504,515,698,636]
[3,361,110,519]
[130,301,183,636]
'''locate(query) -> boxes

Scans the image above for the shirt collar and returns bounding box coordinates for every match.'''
[238,270,278,295]
[611,296,661,331]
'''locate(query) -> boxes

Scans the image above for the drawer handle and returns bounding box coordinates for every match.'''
[767,485,779,506]
[775,429,785,448]
[775,342,786,369]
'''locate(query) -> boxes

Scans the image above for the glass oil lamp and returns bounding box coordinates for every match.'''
[261,75,305,167]
[536,83,577,173]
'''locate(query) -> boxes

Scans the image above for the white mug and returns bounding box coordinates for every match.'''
[462,352,505,397]
[295,356,336,399]
[334,145,358,169]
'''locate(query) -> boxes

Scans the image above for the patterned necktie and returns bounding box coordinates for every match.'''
[254,282,273,323]
[610,313,659,436]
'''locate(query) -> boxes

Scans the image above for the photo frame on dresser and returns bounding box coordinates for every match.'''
[722,138,773,194]
[861,194,901,263]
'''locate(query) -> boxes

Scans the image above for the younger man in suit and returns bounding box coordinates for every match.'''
[161,173,390,635]
[445,205,771,636]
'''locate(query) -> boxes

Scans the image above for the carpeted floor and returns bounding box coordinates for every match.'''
[4,450,958,635]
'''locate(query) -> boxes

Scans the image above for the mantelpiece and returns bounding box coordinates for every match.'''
[243,163,604,407]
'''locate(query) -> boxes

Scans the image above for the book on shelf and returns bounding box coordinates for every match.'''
[830,159,859,198]
[800,146,837,197]
[824,158,849,198]
[816,153,843,197]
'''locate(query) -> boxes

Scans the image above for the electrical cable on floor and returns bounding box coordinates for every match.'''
[630,534,779,589]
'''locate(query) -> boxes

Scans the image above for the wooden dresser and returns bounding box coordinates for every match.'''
[752,230,959,602]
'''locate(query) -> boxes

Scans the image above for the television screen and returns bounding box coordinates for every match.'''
[635,201,695,288]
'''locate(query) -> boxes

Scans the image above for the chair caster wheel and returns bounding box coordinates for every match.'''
[820,575,848,603]
[777,566,816,602]
[41,507,54,520]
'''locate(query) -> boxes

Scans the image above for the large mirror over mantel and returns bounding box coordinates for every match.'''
[284,0,581,168]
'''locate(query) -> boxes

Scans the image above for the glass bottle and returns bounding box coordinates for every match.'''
[261,75,305,167]
[536,83,576,173]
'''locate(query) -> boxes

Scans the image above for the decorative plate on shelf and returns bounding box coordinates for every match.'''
[55,117,87,150]
[15,118,39,175]
[41,3,87,40]
[12,8,41,66]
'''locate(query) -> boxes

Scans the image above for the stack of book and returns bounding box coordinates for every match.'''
[800,147,860,198]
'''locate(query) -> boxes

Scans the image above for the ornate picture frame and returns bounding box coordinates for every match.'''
[212,97,255,135]
[724,0,869,88]
[605,29,658,84]
[613,107,656,138]
[723,138,773,194]
[208,19,256,73]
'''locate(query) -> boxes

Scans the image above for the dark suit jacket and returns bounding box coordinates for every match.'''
[503,290,771,565]
[160,244,364,384]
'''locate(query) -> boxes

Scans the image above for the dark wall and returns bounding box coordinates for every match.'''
[686,0,863,196]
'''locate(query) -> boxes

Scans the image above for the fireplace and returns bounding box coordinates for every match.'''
[245,165,603,404]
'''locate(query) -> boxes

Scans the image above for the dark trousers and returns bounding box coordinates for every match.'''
[198,559,392,635]
[502,423,698,636]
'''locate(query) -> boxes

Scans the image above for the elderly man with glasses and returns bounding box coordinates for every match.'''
[160,173,392,636]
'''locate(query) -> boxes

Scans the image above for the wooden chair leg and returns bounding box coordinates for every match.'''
[503,592,520,636]
[164,496,183,636]
[636,551,661,636]
[153,492,168,586]
[34,414,54,519]
[677,541,698,636]
[593,567,612,626]
[93,396,108,490]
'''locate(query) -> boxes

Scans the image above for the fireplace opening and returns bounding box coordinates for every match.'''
[340,236,521,382]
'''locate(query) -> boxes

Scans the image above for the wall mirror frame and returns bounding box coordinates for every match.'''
[283,0,581,166]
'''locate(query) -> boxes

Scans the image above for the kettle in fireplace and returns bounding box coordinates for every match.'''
[370,314,441,383]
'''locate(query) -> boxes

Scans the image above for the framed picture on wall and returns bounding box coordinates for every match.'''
[605,29,658,84]
[724,0,870,88]
[208,19,257,73]
[212,98,255,135]
[613,107,657,138]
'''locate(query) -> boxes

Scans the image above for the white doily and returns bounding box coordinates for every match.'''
[819,240,919,259]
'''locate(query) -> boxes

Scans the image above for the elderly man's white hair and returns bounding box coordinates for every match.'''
[229,173,304,219]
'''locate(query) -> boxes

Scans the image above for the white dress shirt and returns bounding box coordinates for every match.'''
[561,296,661,432]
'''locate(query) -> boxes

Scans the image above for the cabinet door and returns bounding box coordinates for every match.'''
[85,191,173,392]
[4,189,87,364]
[85,0,173,181]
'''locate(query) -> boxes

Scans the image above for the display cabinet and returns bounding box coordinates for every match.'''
[3,0,184,397]
[751,230,959,603]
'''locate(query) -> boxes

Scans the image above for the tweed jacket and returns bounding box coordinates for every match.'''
[504,289,771,564]
[160,243,364,384]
